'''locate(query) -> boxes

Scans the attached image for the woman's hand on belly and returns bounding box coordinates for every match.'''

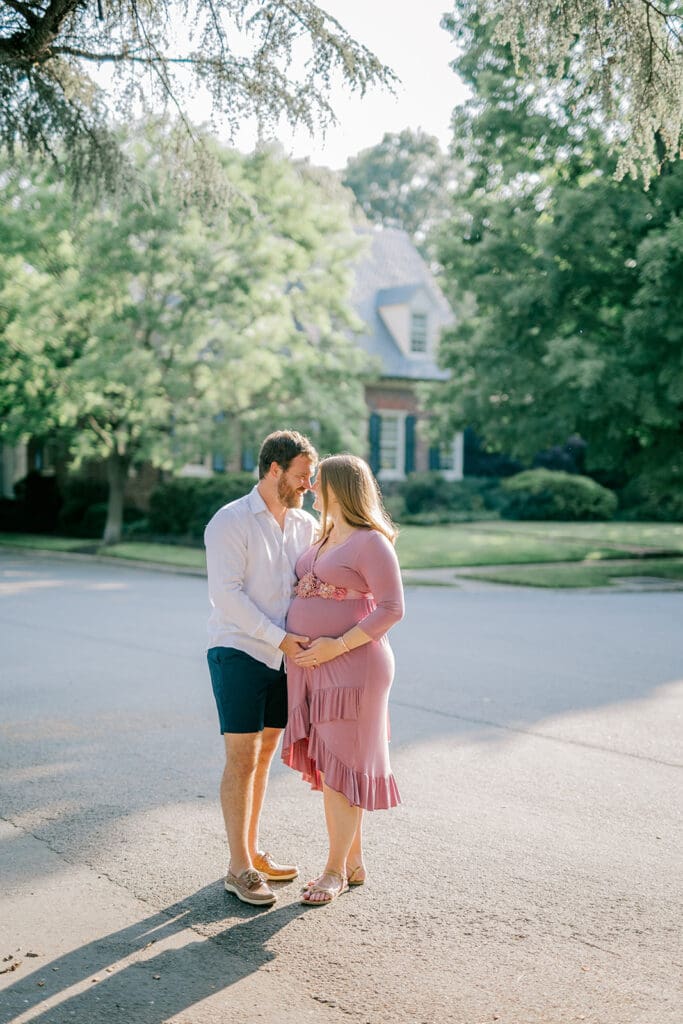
[293,635,346,669]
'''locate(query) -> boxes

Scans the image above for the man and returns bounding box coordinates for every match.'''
[204,430,318,906]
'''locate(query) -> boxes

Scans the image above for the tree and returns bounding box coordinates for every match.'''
[0,127,369,542]
[342,128,457,256]
[0,1,395,189]
[432,2,683,495]
[479,0,683,183]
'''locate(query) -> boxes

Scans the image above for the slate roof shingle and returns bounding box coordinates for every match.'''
[352,227,453,382]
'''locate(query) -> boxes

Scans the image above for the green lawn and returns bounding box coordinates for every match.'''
[2,523,682,588]
[465,558,683,589]
[104,542,206,569]
[0,532,94,552]
[395,524,638,568]
[462,520,683,552]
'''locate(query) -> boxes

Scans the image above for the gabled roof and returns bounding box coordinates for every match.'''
[376,284,424,306]
[352,227,453,382]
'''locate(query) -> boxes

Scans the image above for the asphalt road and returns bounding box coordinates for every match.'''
[0,550,681,1024]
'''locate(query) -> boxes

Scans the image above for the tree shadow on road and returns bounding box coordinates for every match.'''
[0,880,308,1024]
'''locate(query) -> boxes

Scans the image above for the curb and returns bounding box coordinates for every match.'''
[0,544,207,577]
[2,544,682,591]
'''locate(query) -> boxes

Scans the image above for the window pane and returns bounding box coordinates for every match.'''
[439,442,454,471]
[410,312,428,352]
[380,414,399,470]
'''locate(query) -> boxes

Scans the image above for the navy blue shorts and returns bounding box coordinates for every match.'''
[207,647,288,734]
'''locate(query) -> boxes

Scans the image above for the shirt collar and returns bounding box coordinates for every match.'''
[247,484,269,515]
[247,483,305,524]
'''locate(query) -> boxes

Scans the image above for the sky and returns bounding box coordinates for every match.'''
[230,1,468,170]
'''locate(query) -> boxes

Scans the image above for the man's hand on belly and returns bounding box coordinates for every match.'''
[279,632,310,657]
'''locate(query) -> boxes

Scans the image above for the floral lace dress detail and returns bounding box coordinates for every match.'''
[294,570,348,601]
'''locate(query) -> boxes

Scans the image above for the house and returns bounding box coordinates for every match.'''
[0,228,461,501]
[169,226,461,483]
[353,227,462,481]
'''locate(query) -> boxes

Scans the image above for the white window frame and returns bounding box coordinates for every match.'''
[377,410,407,481]
[439,432,464,481]
[410,311,428,354]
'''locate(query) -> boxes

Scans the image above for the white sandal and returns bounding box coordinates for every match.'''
[301,870,349,906]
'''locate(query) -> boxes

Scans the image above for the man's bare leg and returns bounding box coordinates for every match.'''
[247,727,281,858]
[220,732,261,876]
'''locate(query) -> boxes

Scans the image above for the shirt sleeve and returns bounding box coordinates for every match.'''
[355,531,405,640]
[204,511,286,651]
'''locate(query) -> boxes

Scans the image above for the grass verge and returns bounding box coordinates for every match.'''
[464,559,683,589]
[461,521,683,552]
[395,525,637,568]
[0,532,94,552]
[103,542,205,569]
[2,525,682,587]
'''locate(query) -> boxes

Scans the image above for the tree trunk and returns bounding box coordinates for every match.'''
[103,451,129,545]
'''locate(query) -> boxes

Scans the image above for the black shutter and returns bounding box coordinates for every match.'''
[404,414,416,475]
[428,446,440,471]
[369,412,381,474]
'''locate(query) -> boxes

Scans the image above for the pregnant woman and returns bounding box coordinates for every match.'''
[281,454,405,907]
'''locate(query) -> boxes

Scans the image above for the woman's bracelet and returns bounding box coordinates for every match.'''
[339,634,351,654]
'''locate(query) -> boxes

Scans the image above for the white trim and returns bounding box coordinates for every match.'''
[179,455,213,478]
[376,410,407,481]
[1,443,28,499]
[440,432,464,481]
[376,286,435,360]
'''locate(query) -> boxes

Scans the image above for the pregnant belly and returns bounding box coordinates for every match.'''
[286,595,369,640]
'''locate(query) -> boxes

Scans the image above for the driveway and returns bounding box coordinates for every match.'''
[0,550,681,1024]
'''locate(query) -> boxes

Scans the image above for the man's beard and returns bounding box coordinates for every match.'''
[277,476,305,508]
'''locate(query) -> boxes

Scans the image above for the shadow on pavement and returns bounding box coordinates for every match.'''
[0,881,307,1024]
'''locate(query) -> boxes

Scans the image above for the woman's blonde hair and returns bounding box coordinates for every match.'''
[316,454,398,545]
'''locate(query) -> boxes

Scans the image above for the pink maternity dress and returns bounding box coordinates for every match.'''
[281,528,405,811]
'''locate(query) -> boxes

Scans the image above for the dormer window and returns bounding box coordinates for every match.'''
[410,312,428,353]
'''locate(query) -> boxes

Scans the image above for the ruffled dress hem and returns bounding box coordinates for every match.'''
[282,696,401,812]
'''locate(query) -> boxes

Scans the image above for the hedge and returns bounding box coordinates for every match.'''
[388,473,506,523]
[502,469,617,521]
[148,474,257,539]
[618,469,683,522]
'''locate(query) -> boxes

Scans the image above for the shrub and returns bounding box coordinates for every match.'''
[56,476,146,538]
[502,469,617,521]
[399,472,454,514]
[58,476,108,536]
[397,508,500,525]
[11,472,62,533]
[394,473,505,522]
[0,497,24,532]
[381,493,406,522]
[148,474,256,539]
[618,469,683,522]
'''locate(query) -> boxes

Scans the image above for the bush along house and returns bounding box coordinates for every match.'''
[353,227,461,482]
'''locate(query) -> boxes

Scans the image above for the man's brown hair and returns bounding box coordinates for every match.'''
[257,430,318,479]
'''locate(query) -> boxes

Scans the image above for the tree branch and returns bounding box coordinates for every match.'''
[640,0,683,47]
[54,46,202,64]
[19,0,82,59]
[2,0,42,28]
[87,413,114,448]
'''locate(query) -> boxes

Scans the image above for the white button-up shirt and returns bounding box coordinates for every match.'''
[204,485,318,669]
